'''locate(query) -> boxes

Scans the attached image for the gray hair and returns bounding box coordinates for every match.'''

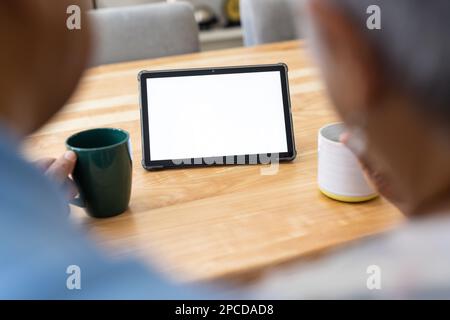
[332,0,450,127]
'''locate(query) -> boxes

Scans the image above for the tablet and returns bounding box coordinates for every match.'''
[138,64,296,170]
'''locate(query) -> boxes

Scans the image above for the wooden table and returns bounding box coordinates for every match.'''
[24,41,404,283]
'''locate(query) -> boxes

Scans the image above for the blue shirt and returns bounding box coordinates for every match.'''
[0,126,207,299]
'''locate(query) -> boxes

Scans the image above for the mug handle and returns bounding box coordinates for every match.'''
[69,195,86,208]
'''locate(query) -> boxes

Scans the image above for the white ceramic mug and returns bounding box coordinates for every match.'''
[318,122,377,202]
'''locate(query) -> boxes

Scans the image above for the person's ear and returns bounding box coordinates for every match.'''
[306,0,383,117]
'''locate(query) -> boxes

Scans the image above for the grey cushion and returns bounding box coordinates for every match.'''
[95,0,162,9]
[89,2,200,65]
[240,0,302,46]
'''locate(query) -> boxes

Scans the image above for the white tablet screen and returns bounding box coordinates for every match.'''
[146,71,288,161]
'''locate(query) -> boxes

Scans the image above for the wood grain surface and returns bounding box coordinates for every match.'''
[24,41,404,282]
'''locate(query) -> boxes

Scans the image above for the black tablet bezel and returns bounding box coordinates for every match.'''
[138,64,297,170]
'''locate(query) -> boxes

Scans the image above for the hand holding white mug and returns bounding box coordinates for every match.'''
[339,130,409,212]
[318,123,378,202]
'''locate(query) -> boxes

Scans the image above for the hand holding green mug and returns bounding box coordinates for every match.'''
[66,128,133,218]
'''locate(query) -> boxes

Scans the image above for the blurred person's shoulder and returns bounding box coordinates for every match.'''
[250,213,450,299]
[0,125,68,222]
[0,125,208,299]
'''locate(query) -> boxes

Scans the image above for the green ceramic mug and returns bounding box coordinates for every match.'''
[66,128,132,218]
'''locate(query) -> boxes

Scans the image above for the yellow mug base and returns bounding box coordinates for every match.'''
[319,187,378,203]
